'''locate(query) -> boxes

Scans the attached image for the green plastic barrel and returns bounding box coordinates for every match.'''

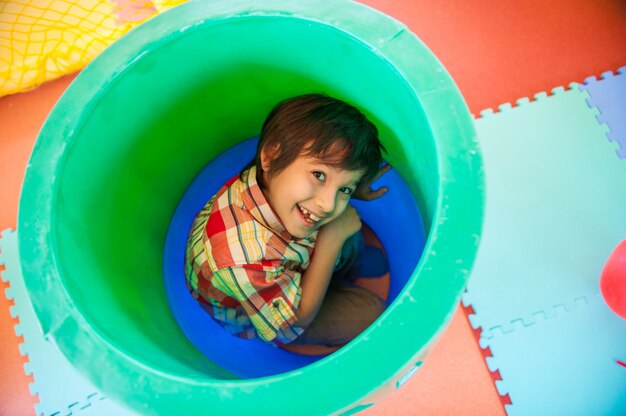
[18,1,484,414]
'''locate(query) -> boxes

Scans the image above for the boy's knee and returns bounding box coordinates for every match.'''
[362,291,386,325]
[340,285,385,326]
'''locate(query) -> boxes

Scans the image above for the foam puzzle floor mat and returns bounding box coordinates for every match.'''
[0,229,134,415]
[581,66,626,159]
[2,70,626,416]
[463,74,626,414]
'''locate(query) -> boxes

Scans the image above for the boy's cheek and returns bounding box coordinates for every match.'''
[323,204,347,225]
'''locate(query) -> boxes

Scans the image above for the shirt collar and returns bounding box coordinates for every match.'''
[240,166,318,245]
[240,166,290,238]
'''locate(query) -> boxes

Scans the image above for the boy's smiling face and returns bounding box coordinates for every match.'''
[260,150,365,239]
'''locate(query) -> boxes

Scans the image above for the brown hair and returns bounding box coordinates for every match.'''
[244,94,385,187]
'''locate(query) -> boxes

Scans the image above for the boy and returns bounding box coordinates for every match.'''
[185,94,389,346]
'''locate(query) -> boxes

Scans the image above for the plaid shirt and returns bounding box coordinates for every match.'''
[185,166,317,344]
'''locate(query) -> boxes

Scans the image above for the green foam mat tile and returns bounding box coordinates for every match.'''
[463,84,626,415]
[464,84,626,334]
[463,84,626,413]
[484,293,626,415]
[0,229,135,416]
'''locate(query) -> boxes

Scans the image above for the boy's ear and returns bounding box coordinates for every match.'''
[260,143,280,172]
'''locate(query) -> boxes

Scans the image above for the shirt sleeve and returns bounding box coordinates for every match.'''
[211,265,303,343]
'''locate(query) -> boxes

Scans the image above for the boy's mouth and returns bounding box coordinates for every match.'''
[297,204,322,225]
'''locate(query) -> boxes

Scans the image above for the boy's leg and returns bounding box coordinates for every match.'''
[333,229,389,283]
[290,283,385,346]
[332,232,365,281]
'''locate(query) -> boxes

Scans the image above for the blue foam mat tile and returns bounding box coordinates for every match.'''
[581,67,626,159]
[0,229,135,416]
[487,294,626,415]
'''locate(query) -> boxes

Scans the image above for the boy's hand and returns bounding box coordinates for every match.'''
[352,164,392,201]
[320,205,361,244]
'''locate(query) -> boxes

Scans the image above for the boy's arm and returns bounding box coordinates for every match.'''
[211,265,303,342]
[295,205,361,327]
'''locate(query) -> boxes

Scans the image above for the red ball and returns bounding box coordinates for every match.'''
[600,239,626,320]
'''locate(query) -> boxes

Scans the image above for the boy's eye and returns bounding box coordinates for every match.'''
[313,171,326,182]
[340,187,353,195]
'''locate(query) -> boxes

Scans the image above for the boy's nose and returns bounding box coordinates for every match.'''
[315,190,336,214]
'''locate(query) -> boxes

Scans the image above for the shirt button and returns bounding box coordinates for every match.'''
[273,301,280,308]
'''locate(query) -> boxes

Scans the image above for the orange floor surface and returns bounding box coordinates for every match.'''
[1,1,626,415]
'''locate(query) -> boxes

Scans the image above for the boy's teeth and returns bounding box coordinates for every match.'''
[298,205,320,222]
